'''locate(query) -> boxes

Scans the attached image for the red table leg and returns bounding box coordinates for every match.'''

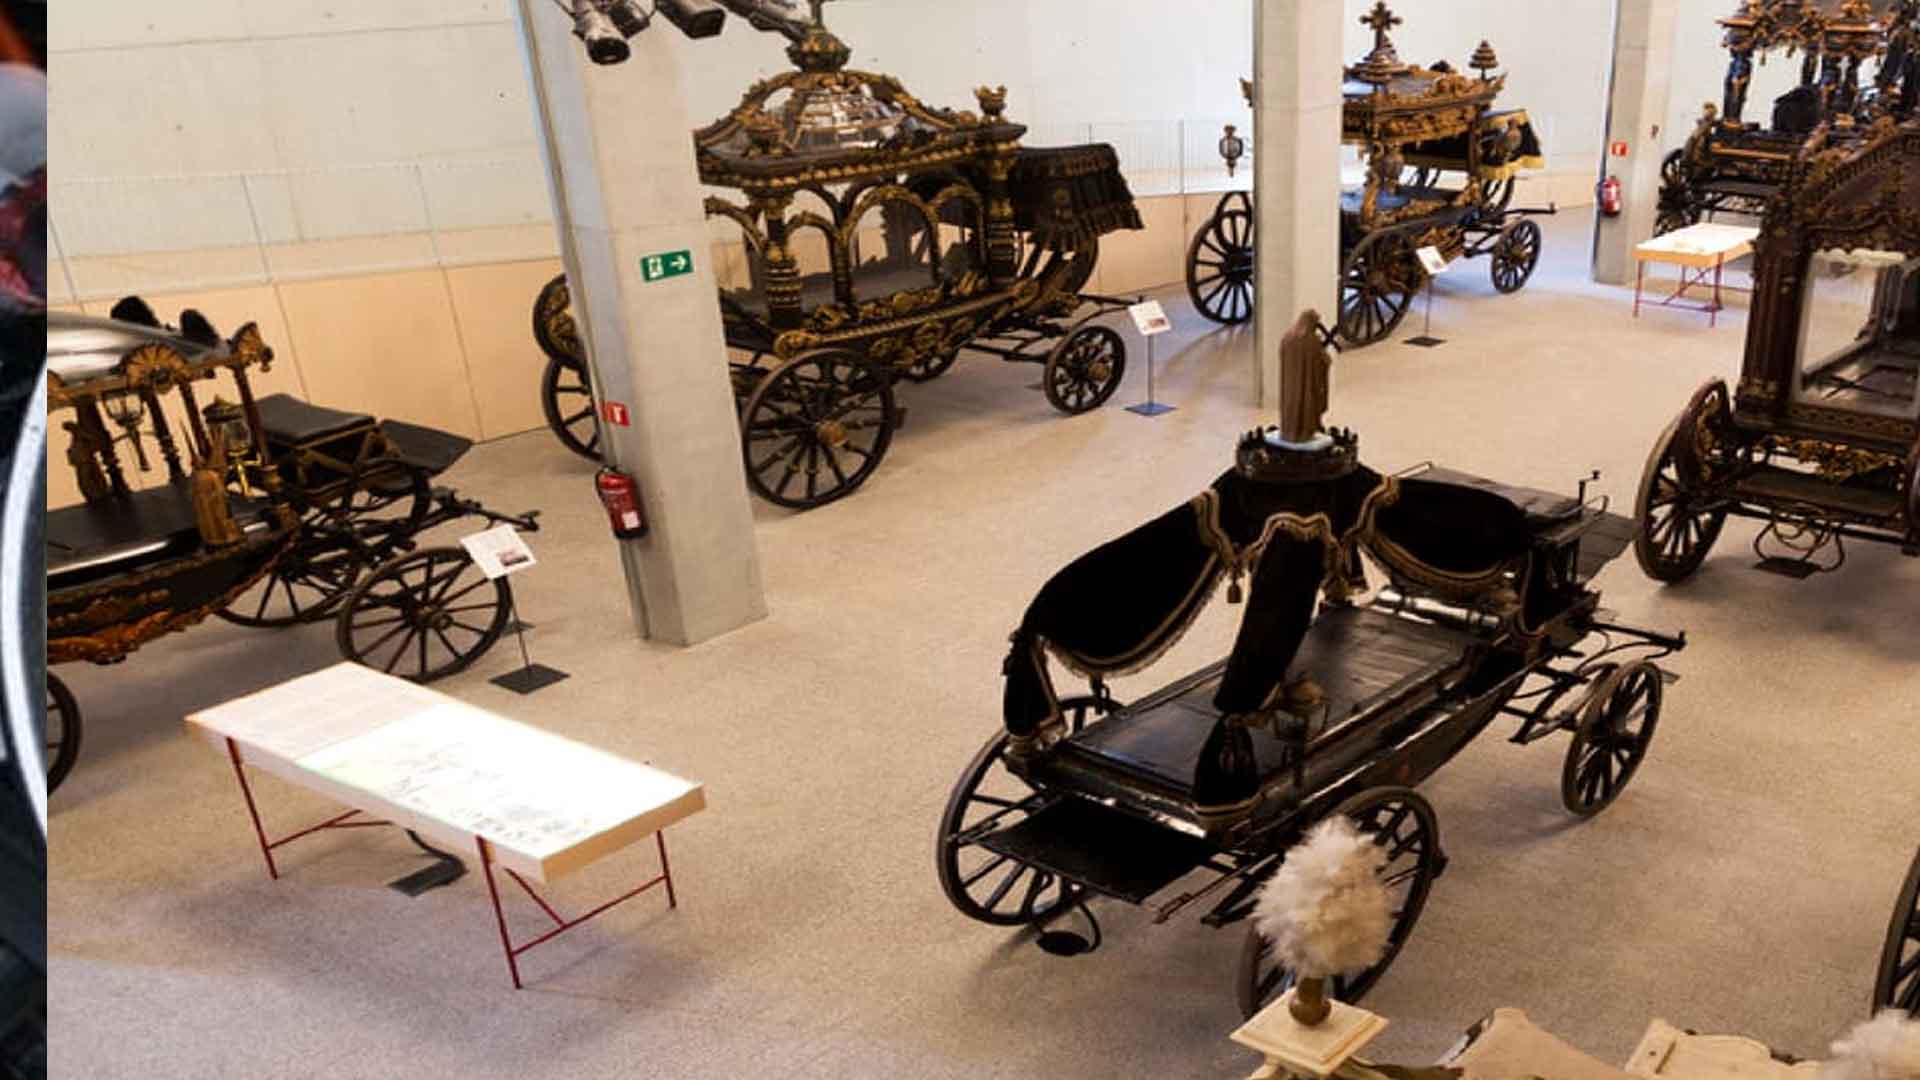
[477,837,525,990]
[1634,260,1645,318]
[228,739,280,880]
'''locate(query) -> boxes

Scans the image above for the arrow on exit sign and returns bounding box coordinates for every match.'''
[641,249,693,282]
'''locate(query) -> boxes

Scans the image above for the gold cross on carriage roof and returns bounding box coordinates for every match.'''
[1360,2,1403,42]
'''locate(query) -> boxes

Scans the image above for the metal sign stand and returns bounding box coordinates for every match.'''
[1126,297,1177,417]
[491,595,570,694]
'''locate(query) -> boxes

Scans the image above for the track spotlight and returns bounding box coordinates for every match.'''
[658,0,728,39]
[570,0,631,65]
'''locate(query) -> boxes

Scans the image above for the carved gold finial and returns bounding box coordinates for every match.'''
[974,85,1008,120]
[1470,40,1500,79]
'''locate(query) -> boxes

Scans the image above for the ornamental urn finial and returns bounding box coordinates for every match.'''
[1470,40,1500,79]
[974,84,1008,120]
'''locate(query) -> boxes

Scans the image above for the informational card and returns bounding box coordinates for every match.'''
[1417,246,1451,276]
[1128,300,1173,337]
[461,524,536,581]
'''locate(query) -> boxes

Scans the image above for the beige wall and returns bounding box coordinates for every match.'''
[47,179,1593,509]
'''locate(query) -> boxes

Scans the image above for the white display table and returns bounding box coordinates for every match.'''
[188,663,705,988]
[1633,223,1761,328]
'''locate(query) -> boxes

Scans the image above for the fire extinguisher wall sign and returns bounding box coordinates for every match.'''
[595,466,649,539]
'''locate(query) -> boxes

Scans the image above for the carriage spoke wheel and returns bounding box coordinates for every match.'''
[218,483,429,628]
[1560,661,1662,818]
[1876,847,1920,1016]
[1634,381,1732,583]
[44,675,80,795]
[1043,325,1126,416]
[1237,786,1443,1018]
[1187,208,1256,325]
[336,547,511,684]
[1337,240,1417,347]
[1490,219,1542,294]
[938,696,1116,926]
[531,274,579,364]
[542,354,602,462]
[740,349,895,510]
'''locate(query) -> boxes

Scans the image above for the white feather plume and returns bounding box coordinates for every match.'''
[1822,1012,1920,1080]
[1253,816,1394,979]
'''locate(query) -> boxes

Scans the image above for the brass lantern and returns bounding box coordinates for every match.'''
[1219,124,1247,177]
[203,398,260,496]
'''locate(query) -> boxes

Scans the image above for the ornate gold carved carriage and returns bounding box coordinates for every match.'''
[1657,0,1908,235]
[1185,2,1550,345]
[534,13,1143,509]
[1635,116,1920,580]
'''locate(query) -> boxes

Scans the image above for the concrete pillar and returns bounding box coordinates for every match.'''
[514,2,767,646]
[1252,0,1345,410]
[1593,0,1680,285]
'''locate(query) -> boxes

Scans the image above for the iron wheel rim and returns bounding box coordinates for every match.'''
[1337,242,1415,347]
[44,675,79,795]
[1186,209,1256,325]
[1633,383,1731,582]
[1875,847,1920,1015]
[542,354,602,462]
[1491,220,1541,294]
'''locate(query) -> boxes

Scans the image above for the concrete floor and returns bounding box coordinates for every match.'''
[48,211,1920,1079]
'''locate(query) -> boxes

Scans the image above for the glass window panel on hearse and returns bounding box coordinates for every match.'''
[1795,249,1920,421]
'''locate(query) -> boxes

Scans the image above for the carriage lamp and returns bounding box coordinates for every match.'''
[101,390,151,472]
[204,398,260,497]
[1219,125,1246,177]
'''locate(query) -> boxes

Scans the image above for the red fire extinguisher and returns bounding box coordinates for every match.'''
[1598,175,1623,217]
[594,466,649,539]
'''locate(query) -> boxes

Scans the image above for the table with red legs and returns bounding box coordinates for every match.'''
[188,663,705,990]
[1632,222,1760,328]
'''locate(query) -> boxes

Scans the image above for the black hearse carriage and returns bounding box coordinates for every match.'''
[534,12,1144,509]
[1635,117,1920,581]
[939,325,1685,1015]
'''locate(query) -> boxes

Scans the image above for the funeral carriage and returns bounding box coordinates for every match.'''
[1634,117,1920,582]
[44,303,538,792]
[1656,0,1899,236]
[534,12,1143,509]
[937,314,1686,1016]
[1184,3,1551,346]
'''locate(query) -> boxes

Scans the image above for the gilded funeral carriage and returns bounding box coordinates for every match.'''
[1635,117,1920,581]
[44,302,538,792]
[1656,0,1905,236]
[1185,3,1551,345]
[535,13,1144,509]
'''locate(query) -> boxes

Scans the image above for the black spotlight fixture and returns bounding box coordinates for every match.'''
[570,0,632,65]
[657,0,728,39]
[606,0,652,37]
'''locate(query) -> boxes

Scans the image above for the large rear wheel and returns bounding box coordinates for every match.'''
[44,676,79,796]
[1187,207,1255,325]
[1337,237,1417,348]
[1876,846,1920,1016]
[739,349,895,511]
[541,354,601,462]
[1633,380,1732,582]
[937,697,1115,926]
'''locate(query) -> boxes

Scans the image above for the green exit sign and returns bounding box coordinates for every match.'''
[640,249,694,282]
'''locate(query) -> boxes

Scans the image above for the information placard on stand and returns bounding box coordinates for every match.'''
[461,526,569,695]
[1126,299,1177,417]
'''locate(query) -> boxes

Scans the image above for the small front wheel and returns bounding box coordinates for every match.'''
[1042,325,1126,415]
[336,547,512,683]
[542,354,602,462]
[1490,219,1542,294]
[1634,380,1733,582]
[1560,661,1663,817]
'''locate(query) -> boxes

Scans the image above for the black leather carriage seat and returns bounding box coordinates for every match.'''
[1055,606,1476,804]
[256,393,373,449]
[1417,466,1582,530]
[45,482,275,589]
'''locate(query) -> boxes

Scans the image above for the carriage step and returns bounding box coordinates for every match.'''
[978,798,1213,906]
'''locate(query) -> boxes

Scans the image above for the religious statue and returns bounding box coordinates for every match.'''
[1276,309,1335,445]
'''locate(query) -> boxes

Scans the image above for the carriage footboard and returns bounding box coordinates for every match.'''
[977,797,1214,906]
